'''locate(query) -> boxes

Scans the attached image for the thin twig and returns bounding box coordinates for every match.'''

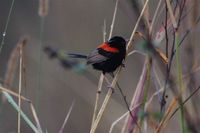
[59,100,75,133]
[91,74,104,127]
[0,0,15,54]
[157,86,200,132]
[109,103,142,133]
[144,88,163,133]
[0,85,41,132]
[143,64,163,133]
[149,0,163,34]
[165,0,178,28]
[0,86,30,102]
[160,0,169,113]
[164,0,169,58]
[91,16,107,128]
[30,102,43,133]
[109,0,119,39]
[126,0,150,51]
[169,86,200,120]
[90,67,122,133]
[2,87,42,132]
[103,19,107,42]
[155,98,178,133]
[152,65,163,102]
[145,87,164,111]
[161,0,187,112]
[18,41,23,133]
[1,90,38,132]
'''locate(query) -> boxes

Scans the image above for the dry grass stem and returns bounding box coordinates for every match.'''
[126,0,150,50]
[109,0,119,39]
[30,103,43,133]
[4,37,28,90]
[103,20,107,42]
[128,50,146,57]
[109,103,142,133]
[155,98,178,133]
[90,67,122,133]
[38,0,49,17]
[140,0,150,28]
[91,73,104,127]
[145,88,164,111]
[149,0,163,34]
[59,100,75,133]
[1,86,42,132]
[1,91,38,132]
[165,0,177,28]
[91,16,107,128]
[3,43,18,89]
[90,89,113,133]
[0,86,30,102]
[17,39,24,133]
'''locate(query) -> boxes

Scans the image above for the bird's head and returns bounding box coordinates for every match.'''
[107,36,127,50]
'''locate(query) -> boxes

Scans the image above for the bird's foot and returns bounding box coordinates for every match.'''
[121,63,125,67]
[107,85,115,93]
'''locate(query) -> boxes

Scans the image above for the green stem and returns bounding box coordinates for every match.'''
[36,17,45,111]
[175,32,186,133]
[3,91,38,132]
[140,57,151,131]
[143,57,152,106]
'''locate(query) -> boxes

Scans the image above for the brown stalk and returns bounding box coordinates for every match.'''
[0,86,30,102]
[4,37,28,91]
[18,39,23,133]
[38,0,49,17]
[154,98,178,133]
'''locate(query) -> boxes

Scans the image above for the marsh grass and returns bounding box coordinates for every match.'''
[0,0,200,133]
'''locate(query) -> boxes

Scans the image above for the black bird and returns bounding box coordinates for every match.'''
[68,36,127,74]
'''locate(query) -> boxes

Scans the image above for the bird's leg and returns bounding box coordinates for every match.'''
[107,85,115,93]
[96,73,105,94]
[121,60,125,67]
[104,75,115,93]
[121,63,125,67]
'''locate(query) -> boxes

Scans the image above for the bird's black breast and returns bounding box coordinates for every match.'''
[92,48,125,74]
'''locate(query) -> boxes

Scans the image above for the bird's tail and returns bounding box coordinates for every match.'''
[68,53,87,59]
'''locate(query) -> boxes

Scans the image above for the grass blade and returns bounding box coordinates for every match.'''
[2,90,38,132]
[59,100,75,133]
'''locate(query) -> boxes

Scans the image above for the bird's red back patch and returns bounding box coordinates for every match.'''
[98,43,119,53]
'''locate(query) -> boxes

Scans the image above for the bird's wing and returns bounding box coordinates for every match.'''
[86,49,108,65]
